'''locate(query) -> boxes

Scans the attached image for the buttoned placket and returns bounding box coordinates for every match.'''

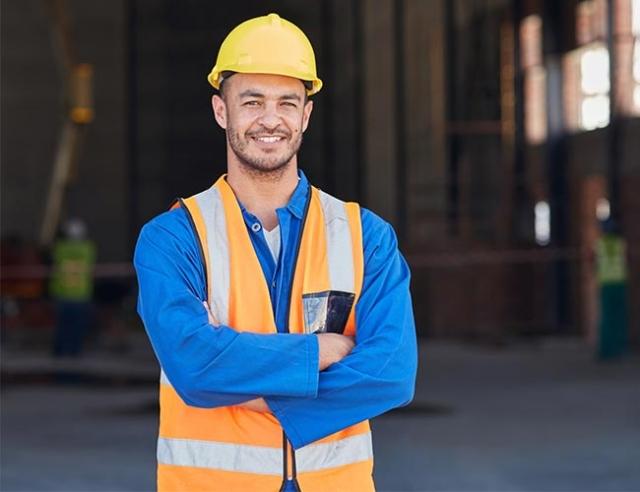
[237,172,308,334]
[241,209,283,326]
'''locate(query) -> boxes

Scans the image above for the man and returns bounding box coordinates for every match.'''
[134,13,417,492]
[50,218,95,357]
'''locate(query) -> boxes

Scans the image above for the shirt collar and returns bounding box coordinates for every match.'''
[286,170,309,219]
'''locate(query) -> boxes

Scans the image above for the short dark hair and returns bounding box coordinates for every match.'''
[217,71,235,98]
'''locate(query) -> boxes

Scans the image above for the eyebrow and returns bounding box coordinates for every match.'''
[280,93,302,102]
[238,90,302,102]
[238,90,264,99]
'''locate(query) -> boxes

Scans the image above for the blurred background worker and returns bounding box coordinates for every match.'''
[49,218,96,357]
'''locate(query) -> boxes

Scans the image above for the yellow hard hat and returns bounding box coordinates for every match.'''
[207,13,323,96]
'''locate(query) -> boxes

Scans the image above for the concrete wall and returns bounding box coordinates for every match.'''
[1,0,128,261]
[2,1,63,246]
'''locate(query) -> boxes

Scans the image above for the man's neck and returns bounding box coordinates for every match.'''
[226,160,299,231]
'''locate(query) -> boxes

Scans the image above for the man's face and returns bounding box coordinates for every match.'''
[211,73,313,175]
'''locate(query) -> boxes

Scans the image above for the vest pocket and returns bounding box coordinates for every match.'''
[302,291,355,334]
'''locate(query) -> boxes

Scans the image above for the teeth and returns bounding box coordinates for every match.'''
[255,136,283,143]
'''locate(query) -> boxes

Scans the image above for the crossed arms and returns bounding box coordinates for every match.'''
[134,208,417,448]
[202,300,356,412]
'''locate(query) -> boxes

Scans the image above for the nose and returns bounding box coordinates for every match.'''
[256,102,282,130]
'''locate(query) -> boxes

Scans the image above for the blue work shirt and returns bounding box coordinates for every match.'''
[134,171,417,449]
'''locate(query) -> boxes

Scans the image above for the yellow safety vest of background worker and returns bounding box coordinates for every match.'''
[50,218,96,357]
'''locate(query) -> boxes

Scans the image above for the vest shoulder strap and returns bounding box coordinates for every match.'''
[314,188,364,297]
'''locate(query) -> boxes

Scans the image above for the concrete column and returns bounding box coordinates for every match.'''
[405,0,448,246]
[324,0,360,201]
[362,0,397,224]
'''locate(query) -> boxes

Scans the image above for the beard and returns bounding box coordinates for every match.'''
[227,123,303,179]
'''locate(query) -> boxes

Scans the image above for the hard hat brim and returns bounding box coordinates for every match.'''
[208,65,322,96]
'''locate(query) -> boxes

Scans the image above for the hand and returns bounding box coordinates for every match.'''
[203,301,218,325]
[317,333,355,371]
[238,398,270,413]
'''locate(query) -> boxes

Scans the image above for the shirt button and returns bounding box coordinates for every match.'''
[251,223,261,232]
[272,281,276,288]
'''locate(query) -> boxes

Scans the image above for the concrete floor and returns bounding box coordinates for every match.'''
[2,340,639,492]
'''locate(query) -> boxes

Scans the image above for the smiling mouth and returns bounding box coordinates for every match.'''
[251,135,287,143]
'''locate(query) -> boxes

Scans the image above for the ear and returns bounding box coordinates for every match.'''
[211,94,227,129]
[301,100,313,133]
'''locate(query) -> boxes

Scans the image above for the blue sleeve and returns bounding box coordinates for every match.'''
[266,208,418,448]
[134,208,320,407]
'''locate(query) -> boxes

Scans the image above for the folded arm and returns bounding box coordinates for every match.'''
[265,212,418,448]
[134,210,322,407]
[200,301,355,412]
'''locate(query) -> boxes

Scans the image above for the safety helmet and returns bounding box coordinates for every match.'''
[207,13,323,96]
[63,218,87,240]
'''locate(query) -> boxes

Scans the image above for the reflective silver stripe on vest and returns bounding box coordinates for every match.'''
[157,437,282,475]
[156,433,372,475]
[193,186,230,325]
[318,190,355,293]
[297,432,373,473]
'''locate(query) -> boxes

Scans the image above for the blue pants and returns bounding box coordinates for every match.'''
[53,301,91,356]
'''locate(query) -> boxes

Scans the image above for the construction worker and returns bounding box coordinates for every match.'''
[134,13,417,492]
[50,218,96,357]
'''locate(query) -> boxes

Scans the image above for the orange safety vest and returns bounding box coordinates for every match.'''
[158,176,374,491]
